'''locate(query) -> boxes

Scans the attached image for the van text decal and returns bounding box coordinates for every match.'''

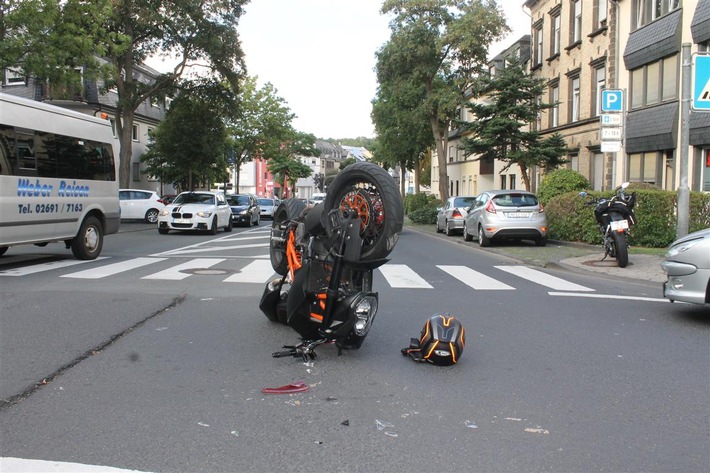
[17,178,90,197]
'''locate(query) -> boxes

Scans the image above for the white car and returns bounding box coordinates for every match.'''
[119,189,165,223]
[157,191,233,234]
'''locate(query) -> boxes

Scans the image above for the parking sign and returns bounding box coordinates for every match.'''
[601,89,623,112]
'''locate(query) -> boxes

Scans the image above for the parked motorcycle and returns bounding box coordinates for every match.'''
[579,183,637,268]
[259,162,403,361]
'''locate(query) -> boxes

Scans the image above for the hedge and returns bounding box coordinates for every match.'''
[545,189,710,247]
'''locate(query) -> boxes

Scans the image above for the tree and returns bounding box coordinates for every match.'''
[460,55,568,190]
[141,96,228,192]
[339,157,357,170]
[372,40,433,197]
[266,131,319,198]
[1,0,247,189]
[227,76,296,193]
[379,0,508,201]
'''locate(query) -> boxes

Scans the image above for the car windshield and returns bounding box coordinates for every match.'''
[257,199,272,206]
[453,197,476,207]
[227,195,250,206]
[492,193,538,207]
[173,193,215,205]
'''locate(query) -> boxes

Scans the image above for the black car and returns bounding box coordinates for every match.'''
[226,194,261,226]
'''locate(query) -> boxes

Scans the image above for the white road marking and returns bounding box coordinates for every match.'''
[61,257,166,279]
[496,265,595,292]
[0,457,150,472]
[223,259,276,283]
[437,265,515,290]
[141,258,226,280]
[378,264,433,288]
[549,292,669,303]
[0,257,107,276]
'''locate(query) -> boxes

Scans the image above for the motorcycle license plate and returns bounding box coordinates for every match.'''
[610,220,629,231]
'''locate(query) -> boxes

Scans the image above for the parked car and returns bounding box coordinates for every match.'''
[463,190,547,247]
[157,191,232,234]
[309,192,326,205]
[119,189,165,223]
[661,227,710,305]
[257,197,279,219]
[436,196,477,236]
[227,194,261,226]
[160,194,177,205]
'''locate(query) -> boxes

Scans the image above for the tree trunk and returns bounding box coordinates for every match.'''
[518,162,531,191]
[116,107,135,189]
[414,159,420,194]
[431,116,449,201]
[400,165,406,198]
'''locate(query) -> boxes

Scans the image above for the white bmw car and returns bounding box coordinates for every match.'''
[157,191,233,234]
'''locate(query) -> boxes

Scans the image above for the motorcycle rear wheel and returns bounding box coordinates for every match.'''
[270,198,306,276]
[612,231,629,268]
[324,162,403,262]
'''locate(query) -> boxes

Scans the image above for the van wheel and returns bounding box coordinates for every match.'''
[71,216,103,260]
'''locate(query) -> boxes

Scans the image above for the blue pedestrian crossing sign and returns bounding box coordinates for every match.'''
[694,54,710,111]
[601,89,623,112]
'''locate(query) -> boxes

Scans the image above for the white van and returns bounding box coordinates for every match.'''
[0,93,120,259]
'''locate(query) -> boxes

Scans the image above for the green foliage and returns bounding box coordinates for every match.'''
[408,205,440,224]
[339,157,357,170]
[537,169,590,204]
[404,192,440,215]
[141,96,228,191]
[546,189,710,248]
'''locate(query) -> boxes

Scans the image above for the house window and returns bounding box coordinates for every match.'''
[3,68,25,86]
[629,54,678,109]
[634,0,680,29]
[569,74,581,122]
[551,13,561,56]
[500,174,507,189]
[571,0,582,44]
[550,83,560,127]
[132,162,141,182]
[132,125,139,141]
[592,63,606,117]
[448,145,454,163]
[628,152,661,185]
[594,0,608,29]
[509,174,516,189]
[533,22,544,66]
[568,152,579,172]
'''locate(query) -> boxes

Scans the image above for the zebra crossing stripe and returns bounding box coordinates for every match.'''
[0,257,106,276]
[61,257,167,279]
[495,266,594,292]
[378,264,433,288]
[223,259,276,283]
[437,265,515,290]
[141,258,226,280]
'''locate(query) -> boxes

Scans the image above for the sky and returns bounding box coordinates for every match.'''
[211,1,531,140]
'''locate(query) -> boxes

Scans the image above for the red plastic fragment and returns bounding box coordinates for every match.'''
[261,381,309,394]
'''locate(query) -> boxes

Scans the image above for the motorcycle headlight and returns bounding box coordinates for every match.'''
[353,295,378,336]
[196,211,212,218]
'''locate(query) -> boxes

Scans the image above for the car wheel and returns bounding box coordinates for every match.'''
[253,213,260,226]
[225,216,233,232]
[478,225,491,247]
[463,222,473,241]
[208,216,218,235]
[158,228,169,235]
[535,236,547,247]
[445,221,453,236]
[435,218,442,233]
[145,209,159,224]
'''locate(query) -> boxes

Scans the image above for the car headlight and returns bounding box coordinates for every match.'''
[196,211,212,218]
[159,209,170,216]
[239,210,247,215]
[667,238,702,258]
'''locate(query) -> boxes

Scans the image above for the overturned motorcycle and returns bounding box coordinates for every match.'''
[259,162,404,361]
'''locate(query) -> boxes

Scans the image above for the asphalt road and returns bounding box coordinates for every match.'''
[1,221,708,473]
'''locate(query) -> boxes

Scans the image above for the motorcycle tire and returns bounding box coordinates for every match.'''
[612,231,629,268]
[270,198,307,276]
[324,162,404,262]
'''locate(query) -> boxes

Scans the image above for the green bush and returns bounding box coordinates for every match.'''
[408,204,440,224]
[404,192,440,215]
[546,189,710,247]
[537,169,590,204]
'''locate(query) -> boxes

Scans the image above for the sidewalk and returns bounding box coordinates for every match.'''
[404,221,666,284]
